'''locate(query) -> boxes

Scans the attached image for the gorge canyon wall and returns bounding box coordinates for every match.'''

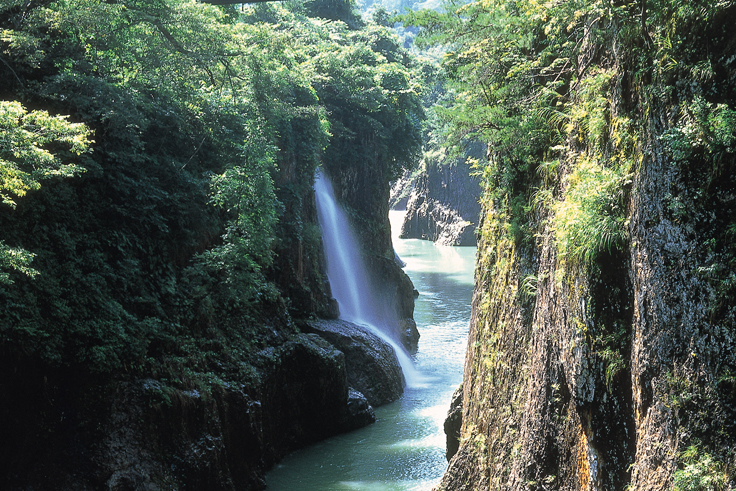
[439,6,736,491]
[393,144,483,247]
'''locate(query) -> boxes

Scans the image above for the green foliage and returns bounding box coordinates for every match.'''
[595,325,627,392]
[0,100,90,208]
[0,243,36,284]
[646,0,736,91]
[520,272,546,302]
[553,158,630,264]
[308,23,424,180]
[643,0,736,329]
[298,0,364,28]
[403,0,596,250]
[550,67,636,266]
[662,97,736,167]
[203,132,278,307]
[0,0,424,374]
[404,0,647,266]
[674,445,731,491]
[372,6,396,28]
[0,100,91,283]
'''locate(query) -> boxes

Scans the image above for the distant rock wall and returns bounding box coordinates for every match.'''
[396,146,482,247]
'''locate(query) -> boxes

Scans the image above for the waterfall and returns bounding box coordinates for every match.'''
[314,170,420,386]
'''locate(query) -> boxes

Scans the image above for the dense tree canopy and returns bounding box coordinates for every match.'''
[0,0,424,373]
[0,100,91,283]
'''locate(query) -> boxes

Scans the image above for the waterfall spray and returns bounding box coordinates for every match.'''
[314,170,421,387]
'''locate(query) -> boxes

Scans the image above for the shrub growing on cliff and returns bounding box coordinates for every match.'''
[551,69,635,266]
[0,0,424,373]
[203,130,278,307]
[674,445,730,491]
[0,100,91,284]
[553,158,629,264]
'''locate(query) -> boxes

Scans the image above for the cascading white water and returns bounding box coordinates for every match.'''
[314,170,421,386]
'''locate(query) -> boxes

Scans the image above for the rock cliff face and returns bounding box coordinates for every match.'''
[438,10,736,491]
[395,145,482,246]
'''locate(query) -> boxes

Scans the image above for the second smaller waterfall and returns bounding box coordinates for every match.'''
[314,171,420,386]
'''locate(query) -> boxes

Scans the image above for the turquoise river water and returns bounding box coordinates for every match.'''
[266,211,476,491]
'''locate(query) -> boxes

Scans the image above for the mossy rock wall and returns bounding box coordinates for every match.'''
[440,7,736,490]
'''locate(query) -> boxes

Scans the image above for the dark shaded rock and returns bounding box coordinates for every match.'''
[259,333,371,457]
[325,296,340,319]
[444,385,463,461]
[269,154,336,321]
[305,319,405,406]
[345,388,376,431]
[394,250,406,268]
[0,333,375,491]
[401,318,420,350]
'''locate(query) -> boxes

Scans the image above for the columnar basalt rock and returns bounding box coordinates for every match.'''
[397,145,482,247]
[0,332,377,491]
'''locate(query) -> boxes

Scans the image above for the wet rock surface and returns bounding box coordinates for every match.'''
[305,319,405,407]
[444,385,463,461]
[364,254,420,351]
[345,388,377,431]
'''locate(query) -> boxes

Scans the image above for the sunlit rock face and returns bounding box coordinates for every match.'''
[437,17,736,491]
[400,169,481,246]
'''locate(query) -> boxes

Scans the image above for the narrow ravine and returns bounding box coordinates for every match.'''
[266,210,476,490]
